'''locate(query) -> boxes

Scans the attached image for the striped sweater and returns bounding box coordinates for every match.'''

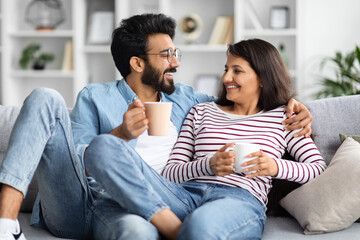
[162,102,326,205]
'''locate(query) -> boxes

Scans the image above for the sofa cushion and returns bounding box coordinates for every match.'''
[0,105,20,153]
[305,95,360,165]
[0,105,38,212]
[340,133,360,143]
[280,137,360,234]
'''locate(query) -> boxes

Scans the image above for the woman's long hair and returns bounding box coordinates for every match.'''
[216,38,295,111]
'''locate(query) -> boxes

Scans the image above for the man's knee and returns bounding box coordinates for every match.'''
[85,134,126,171]
[25,88,66,109]
[87,134,121,157]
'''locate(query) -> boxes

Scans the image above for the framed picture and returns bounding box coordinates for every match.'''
[195,75,221,97]
[270,6,289,29]
[88,11,114,44]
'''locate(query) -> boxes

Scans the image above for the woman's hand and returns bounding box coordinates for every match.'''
[282,98,313,138]
[241,150,278,178]
[210,143,235,176]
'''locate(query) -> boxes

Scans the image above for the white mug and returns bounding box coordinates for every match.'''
[232,142,260,174]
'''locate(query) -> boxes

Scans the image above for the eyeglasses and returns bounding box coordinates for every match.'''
[143,48,182,63]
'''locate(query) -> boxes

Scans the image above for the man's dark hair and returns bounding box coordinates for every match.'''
[111,13,176,78]
[216,38,295,111]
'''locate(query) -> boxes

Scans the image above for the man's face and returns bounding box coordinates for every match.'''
[141,34,180,95]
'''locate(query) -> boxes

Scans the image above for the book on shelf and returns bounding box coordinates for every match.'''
[208,16,234,45]
[62,40,73,71]
[223,16,234,44]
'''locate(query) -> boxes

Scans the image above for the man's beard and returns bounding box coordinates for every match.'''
[141,63,175,95]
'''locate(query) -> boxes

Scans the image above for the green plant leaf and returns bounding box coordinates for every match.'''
[37,53,55,62]
[19,43,41,69]
[316,46,360,99]
[19,43,55,69]
[356,46,360,65]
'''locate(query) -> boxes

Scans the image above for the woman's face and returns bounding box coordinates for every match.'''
[222,54,262,105]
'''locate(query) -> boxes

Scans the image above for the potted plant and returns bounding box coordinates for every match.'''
[19,43,55,70]
[315,45,360,98]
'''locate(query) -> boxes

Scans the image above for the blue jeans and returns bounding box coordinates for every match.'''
[86,134,267,240]
[0,88,159,240]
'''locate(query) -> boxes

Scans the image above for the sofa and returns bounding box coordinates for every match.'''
[1,94,360,240]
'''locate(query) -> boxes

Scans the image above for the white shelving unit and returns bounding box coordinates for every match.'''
[0,0,301,107]
[0,2,2,103]
[0,0,76,107]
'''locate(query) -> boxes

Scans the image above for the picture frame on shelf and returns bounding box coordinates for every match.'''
[270,6,289,29]
[87,11,114,44]
[195,75,221,97]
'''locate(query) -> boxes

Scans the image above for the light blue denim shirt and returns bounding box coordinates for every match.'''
[70,79,216,165]
[31,79,215,227]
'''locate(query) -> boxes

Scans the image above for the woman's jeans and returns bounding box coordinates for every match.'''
[86,134,267,240]
[0,88,158,240]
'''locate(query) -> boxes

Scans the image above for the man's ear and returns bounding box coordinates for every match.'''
[129,56,145,73]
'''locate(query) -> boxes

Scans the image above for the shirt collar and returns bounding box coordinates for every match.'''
[117,78,138,105]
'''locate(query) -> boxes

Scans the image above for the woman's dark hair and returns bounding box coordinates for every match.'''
[111,13,176,78]
[216,38,295,111]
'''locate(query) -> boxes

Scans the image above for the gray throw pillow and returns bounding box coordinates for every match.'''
[280,137,360,234]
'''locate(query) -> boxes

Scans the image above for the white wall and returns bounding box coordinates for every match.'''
[299,0,360,100]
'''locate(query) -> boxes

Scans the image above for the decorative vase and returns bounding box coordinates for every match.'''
[32,61,45,70]
[25,0,65,31]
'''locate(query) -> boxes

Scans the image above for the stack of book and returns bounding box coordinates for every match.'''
[208,15,234,45]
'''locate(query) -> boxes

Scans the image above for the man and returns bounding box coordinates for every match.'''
[0,13,312,240]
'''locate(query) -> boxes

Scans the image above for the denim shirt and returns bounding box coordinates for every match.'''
[30,79,215,227]
[70,79,216,165]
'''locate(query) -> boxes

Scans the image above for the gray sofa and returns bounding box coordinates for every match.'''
[1,95,360,240]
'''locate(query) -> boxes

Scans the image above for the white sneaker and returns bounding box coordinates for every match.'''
[0,219,26,240]
[0,231,26,240]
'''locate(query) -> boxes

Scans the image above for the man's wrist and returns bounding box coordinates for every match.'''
[110,126,131,142]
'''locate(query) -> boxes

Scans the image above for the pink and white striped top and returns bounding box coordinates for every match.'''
[162,102,326,205]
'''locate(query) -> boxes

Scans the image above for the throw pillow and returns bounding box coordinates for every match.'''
[279,137,360,234]
[339,134,360,223]
[339,133,360,143]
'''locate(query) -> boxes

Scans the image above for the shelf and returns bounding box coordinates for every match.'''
[244,28,298,37]
[83,44,228,53]
[176,44,228,52]
[11,70,74,78]
[10,30,74,38]
[84,45,111,53]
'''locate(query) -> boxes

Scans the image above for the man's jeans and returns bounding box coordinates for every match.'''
[86,134,267,240]
[0,88,158,239]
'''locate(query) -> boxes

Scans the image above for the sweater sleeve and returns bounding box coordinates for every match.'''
[162,107,213,183]
[273,128,327,184]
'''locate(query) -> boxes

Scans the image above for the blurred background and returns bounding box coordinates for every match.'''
[0,0,359,107]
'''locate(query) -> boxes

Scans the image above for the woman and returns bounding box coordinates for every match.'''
[86,39,326,240]
[161,39,326,239]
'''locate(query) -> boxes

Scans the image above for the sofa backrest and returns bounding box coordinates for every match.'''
[0,105,38,212]
[305,94,360,165]
[0,105,20,159]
